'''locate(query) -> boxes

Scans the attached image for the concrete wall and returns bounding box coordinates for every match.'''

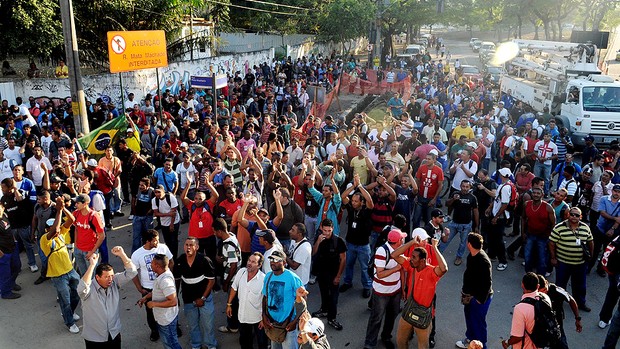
[287,37,370,60]
[219,33,312,53]
[3,48,274,108]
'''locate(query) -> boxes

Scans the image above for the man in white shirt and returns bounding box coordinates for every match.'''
[285,138,304,170]
[487,168,512,272]
[130,230,173,342]
[450,148,477,192]
[151,185,181,259]
[226,252,267,349]
[533,132,559,196]
[3,138,22,165]
[26,145,52,189]
[286,223,312,286]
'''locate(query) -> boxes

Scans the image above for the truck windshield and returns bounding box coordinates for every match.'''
[582,86,620,111]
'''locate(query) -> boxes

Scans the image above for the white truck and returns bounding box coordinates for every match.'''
[500,39,620,146]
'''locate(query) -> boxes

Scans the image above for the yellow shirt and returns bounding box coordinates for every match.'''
[350,156,369,185]
[55,65,69,78]
[39,226,73,277]
[452,126,475,141]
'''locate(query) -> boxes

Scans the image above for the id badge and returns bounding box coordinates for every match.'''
[352,222,357,229]
[575,238,581,246]
[199,221,204,229]
[298,190,302,195]
[307,200,312,206]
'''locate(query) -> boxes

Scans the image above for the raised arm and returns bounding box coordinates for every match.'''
[272,189,284,226]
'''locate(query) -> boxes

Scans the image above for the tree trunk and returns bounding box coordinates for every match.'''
[517,14,523,39]
[551,22,557,41]
[543,21,550,40]
[557,20,562,41]
[534,24,539,40]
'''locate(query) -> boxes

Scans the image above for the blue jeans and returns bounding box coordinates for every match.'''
[12,227,35,266]
[0,242,21,297]
[52,269,80,327]
[364,291,401,348]
[603,306,620,349]
[440,222,471,258]
[110,186,122,213]
[74,248,98,276]
[412,196,433,229]
[534,162,552,196]
[343,242,372,289]
[304,215,318,243]
[158,315,182,349]
[464,295,493,349]
[37,232,49,277]
[482,158,490,171]
[270,329,299,349]
[183,295,217,349]
[131,215,153,253]
[555,261,587,307]
[524,235,548,274]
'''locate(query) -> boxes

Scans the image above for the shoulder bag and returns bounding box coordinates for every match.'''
[263,273,296,343]
[401,268,433,329]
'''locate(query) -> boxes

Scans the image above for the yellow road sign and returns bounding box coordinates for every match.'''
[107,30,168,73]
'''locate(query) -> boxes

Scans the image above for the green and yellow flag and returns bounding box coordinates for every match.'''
[77,116,141,159]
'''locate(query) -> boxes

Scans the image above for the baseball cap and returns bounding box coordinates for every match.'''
[86,159,98,167]
[256,229,275,244]
[387,229,407,243]
[498,168,512,177]
[45,218,56,227]
[304,318,325,336]
[257,208,269,216]
[127,128,134,133]
[429,149,439,156]
[268,249,286,262]
[584,135,594,142]
[467,142,477,148]
[431,208,444,218]
[613,184,620,191]
[50,174,64,183]
[180,142,188,148]
[411,228,430,240]
[75,194,91,204]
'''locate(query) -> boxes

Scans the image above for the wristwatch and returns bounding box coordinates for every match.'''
[575,316,582,321]
[201,296,207,301]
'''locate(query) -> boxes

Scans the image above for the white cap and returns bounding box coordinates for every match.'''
[304,318,325,336]
[467,142,477,148]
[180,142,189,148]
[127,128,134,133]
[498,168,512,177]
[429,149,439,156]
[411,227,430,240]
[86,159,98,167]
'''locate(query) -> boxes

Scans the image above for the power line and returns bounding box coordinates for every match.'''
[242,0,310,11]
[205,0,300,16]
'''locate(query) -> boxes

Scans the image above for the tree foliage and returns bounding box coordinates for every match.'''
[317,0,375,50]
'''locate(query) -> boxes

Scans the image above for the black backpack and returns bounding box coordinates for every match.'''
[519,295,562,348]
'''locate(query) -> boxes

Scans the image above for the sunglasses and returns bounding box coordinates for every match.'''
[569,213,581,217]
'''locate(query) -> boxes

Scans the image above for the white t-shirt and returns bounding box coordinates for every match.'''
[231,268,265,324]
[451,159,477,190]
[503,136,528,155]
[41,135,53,157]
[175,162,197,190]
[152,195,181,226]
[3,147,22,165]
[288,239,312,285]
[263,246,278,274]
[131,244,173,289]
[493,182,513,219]
[482,133,495,159]
[152,269,178,326]
[534,140,558,166]
[25,156,52,186]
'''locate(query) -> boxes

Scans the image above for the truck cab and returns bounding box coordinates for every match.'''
[558,75,620,146]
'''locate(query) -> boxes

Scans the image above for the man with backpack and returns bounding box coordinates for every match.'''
[536,274,583,349]
[486,168,514,271]
[501,272,560,349]
[557,166,579,204]
[71,193,105,276]
[364,229,406,349]
[152,184,181,261]
[213,217,242,335]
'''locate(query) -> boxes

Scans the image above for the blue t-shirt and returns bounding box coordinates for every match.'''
[394,185,414,222]
[597,196,620,232]
[154,168,178,193]
[248,220,278,254]
[262,270,303,323]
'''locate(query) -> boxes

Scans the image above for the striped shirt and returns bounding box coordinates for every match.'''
[222,235,241,280]
[372,243,401,296]
[549,221,592,265]
[224,158,243,187]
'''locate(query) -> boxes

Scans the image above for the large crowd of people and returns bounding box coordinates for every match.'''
[1,38,620,349]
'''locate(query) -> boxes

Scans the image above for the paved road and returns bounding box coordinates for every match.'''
[1,38,614,349]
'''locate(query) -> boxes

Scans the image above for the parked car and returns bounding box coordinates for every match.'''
[483,64,506,86]
[461,65,483,81]
[469,38,479,48]
[396,44,425,61]
[479,42,496,62]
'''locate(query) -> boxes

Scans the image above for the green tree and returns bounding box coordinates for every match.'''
[318,0,375,53]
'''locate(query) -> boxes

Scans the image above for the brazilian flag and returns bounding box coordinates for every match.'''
[77,116,141,159]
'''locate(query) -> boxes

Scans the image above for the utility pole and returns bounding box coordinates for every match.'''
[59,0,89,134]
[375,0,382,68]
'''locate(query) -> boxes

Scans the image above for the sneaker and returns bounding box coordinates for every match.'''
[128,215,134,220]
[456,339,470,348]
[328,319,343,331]
[339,283,352,293]
[115,211,125,217]
[362,288,371,298]
[150,330,160,341]
[454,257,462,266]
[599,320,609,329]
[578,304,592,312]
[12,284,22,291]
[218,326,238,333]
[73,313,80,321]
[311,309,328,318]
[497,263,507,271]
[34,276,49,285]
[29,264,39,273]
[2,292,21,299]
[68,324,80,334]
[381,338,395,349]
[429,336,436,348]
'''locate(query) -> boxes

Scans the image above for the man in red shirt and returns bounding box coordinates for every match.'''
[180,173,219,265]
[218,186,243,225]
[391,236,448,349]
[72,194,105,276]
[413,150,444,229]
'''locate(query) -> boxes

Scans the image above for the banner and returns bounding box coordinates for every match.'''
[77,116,141,159]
